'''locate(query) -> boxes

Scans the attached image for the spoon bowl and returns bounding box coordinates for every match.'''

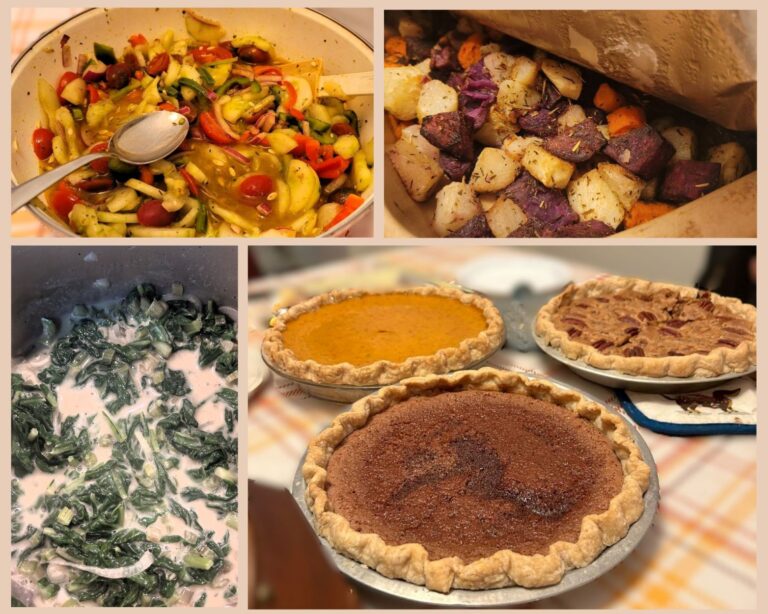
[11,110,190,213]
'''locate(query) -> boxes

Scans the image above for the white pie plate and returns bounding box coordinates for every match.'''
[534,330,757,393]
[290,376,660,607]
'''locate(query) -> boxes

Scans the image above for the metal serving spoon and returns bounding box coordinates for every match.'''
[12,110,190,213]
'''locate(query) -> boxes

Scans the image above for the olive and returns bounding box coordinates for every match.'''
[236,45,269,64]
[105,62,131,89]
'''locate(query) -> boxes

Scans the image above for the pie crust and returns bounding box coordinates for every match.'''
[535,276,756,378]
[262,286,505,386]
[303,368,650,592]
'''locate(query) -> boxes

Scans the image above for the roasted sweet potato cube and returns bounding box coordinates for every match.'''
[603,125,675,179]
[517,106,563,137]
[420,111,473,160]
[504,171,578,228]
[659,160,721,203]
[543,119,607,163]
[448,214,494,237]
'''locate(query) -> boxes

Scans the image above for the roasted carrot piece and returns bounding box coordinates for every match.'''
[386,112,406,140]
[385,36,407,58]
[624,201,676,228]
[607,105,647,136]
[593,83,625,113]
[458,33,484,69]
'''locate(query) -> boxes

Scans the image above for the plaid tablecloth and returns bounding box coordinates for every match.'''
[10,7,373,238]
[248,247,757,609]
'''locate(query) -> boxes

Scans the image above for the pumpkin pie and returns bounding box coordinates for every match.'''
[303,368,650,592]
[261,286,505,386]
[535,276,756,378]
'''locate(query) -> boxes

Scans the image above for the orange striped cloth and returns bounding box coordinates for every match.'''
[10,7,373,238]
[248,247,756,608]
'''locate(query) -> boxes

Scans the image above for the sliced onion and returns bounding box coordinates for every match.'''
[221,146,249,165]
[53,550,154,579]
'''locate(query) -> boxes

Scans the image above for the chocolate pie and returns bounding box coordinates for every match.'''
[303,368,650,592]
[535,276,756,378]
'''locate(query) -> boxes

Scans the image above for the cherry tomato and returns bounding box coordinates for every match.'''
[198,112,234,145]
[137,199,174,227]
[50,181,82,219]
[56,71,79,101]
[32,128,55,160]
[190,45,233,64]
[331,122,354,136]
[146,52,170,76]
[88,142,110,175]
[239,174,274,199]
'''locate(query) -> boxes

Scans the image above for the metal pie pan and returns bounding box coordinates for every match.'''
[261,333,506,404]
[534,331,756,394]
[290,380,660,607]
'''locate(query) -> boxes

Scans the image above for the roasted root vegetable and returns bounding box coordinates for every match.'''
[661,126,697,161]
[470,147,521,192]
[521,143,575,189]
[624,201,676,228]
[566,168,627,229]
[607,106,646,136]
[593,83,625,113]
[485,196,528,237]
[541,58,582,100]
[458,33,484,69]
[659,160,721,203]
[433,181,481,236]
[388,138,443,202]
[417,79,459,122]
[502,134,542,163]
[448,213,493,237]
[543,118,606,163]
[595,163,644,209]
[384,61,429,121]
[603,125,675,179]
[707,142,751,185]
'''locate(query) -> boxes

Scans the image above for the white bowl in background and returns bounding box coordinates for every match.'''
[11,8,373,238]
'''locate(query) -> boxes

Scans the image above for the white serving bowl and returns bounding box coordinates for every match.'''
[11,8,373,238]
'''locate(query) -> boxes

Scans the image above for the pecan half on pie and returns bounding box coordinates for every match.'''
[261,286,505,386]
[303,368,650,592]
[535,276,756,378]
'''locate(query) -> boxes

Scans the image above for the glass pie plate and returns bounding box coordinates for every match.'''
[261,331,506,403]
[533,328,756,393]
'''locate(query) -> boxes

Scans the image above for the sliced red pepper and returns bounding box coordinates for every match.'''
[324,194,365,230]
[288,107,305,122]
[87,84,103,104]
[320,144,335,161]
[88,142,110,175]
[304,138,321,165]
[282,81,305,121]
[129,33,148,47]
[312,156,350,180]
[179,167,200,197]
[125,88,143,103]
[199,111,235,145]
[190,45,233,64]
[252,66,282,76]
[139,165,155,185]
[157,102,177,111]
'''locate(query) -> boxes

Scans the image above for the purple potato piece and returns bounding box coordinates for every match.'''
[439,152,472,181]
[540,80,563,109]
[504,172,579,228]
[518,105,565,137]
[603,124,675,179]
[448,214,494,238]
[430,45,460,75]
[548,220,614,237]
[659,160,722,203]
[420,112,473,160]
[584,106,607,125]
[405,37,433,63]
[543,119,606,163]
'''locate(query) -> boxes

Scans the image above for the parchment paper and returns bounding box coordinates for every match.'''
[459,10,756,131]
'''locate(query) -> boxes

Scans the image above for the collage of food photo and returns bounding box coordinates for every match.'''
[7,5,759,612]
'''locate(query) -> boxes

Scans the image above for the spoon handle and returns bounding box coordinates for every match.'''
[11,152,108,214]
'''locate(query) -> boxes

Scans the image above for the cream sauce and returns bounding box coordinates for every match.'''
[12,317,238,608]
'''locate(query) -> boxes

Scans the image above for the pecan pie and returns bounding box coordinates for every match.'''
[262,286,505,386]
[303,368,650,592]
[535,276,756,377]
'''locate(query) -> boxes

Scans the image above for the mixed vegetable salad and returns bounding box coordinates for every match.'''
[32,11,373,237]
[384,11,755,237]
[11,283,238,607]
